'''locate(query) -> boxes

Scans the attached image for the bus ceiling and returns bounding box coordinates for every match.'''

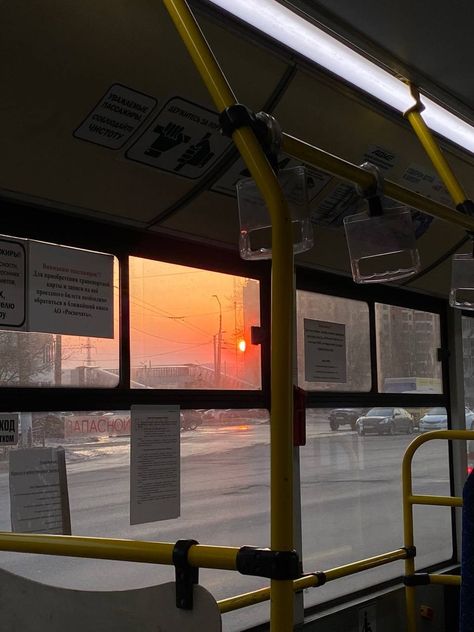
[0,1,473,299]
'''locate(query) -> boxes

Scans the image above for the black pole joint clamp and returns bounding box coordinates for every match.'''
[236,546,301,580]
[219,104,282,172]
[310,571,327,587]
[173,539,199,610]
[402,545,417,559]
[456,200,474,217]
[403,82,426,117]
[356,162,384,217]
[403,573,430,586]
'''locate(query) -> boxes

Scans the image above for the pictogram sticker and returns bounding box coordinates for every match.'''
[126,96,232,178]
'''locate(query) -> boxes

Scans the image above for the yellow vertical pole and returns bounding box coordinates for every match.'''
[404,94,467,207]
[161,2,295,630]
[402,446,417,632]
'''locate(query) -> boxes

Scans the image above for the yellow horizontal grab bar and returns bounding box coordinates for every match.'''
[282,133,474,232]
[403,430,474,473]
[218,548,408,613]
[408,495,463,508]
[428,574,461,586]
[0,532,239,570]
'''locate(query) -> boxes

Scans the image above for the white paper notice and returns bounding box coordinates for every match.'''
[28,241,114,338]
[130,405,180,525]
[9,447,71,534]
[0,238,26,329]
[304,318,347,383]
[0,413,19,446]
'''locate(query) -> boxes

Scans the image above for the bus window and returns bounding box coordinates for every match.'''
[129,258,261,390]
[296,291,371,392]
[301,407,451,608]
[376,304,442,394]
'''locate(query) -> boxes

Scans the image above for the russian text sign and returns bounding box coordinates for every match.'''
[304,318,347,383]
[0,238,26,329]
[74,83,157,149]
[126,96,232,179]
[0,413,19,445]
[130,405,180,525]
[9,447,71,534]
[28,241,114,338]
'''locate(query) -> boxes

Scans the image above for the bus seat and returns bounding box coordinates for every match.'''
[0,569,221,631]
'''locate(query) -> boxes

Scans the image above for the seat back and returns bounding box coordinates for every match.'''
[0,569,221,631]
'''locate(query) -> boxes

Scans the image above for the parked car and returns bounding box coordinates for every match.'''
[418,407,474,432]
[202,409,269,424]
[328,408,368,431]
[356,407,413,436]
[180,410,203,431]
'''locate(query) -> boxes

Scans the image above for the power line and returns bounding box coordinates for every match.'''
[130,324,211,345]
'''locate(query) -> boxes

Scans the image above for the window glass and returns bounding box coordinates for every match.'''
[130,258,261,390]
[0,258,119,388]
[376,304,442,393]
[462,316,474,475]
[296,292,371,391]
[0,408,270,632]
[301,407,451,608]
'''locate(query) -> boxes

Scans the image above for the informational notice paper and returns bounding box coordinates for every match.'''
[9,447,71,534]
[0,238,26,329]
[0,234,114,338]
[28,240,114,338]
[130,405,180,525]
[304,318,347,383]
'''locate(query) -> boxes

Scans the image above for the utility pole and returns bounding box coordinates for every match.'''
[54,334,62,386]
[212,295,222,387]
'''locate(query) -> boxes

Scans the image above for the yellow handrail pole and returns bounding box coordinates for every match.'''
[282,133,474,232]
[0,532,240,569]
[162,1,294,629]
[428,574,461,586]
[402,430,474,632]
[404,107,467,207]
[218,548,409,613]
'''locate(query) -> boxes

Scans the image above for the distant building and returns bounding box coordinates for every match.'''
[463,318,474,406]
[375,305,442,392]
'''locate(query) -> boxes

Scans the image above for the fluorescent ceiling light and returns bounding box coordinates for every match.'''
[422,96,474,154]
[207,0,474,154]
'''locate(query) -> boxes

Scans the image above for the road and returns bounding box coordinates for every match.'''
[0,414,453,631]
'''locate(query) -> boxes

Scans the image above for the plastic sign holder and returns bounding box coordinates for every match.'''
[344,203,420,284]
[449,252,474,310]
[236,166,313,260]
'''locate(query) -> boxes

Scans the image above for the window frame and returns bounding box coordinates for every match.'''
[0,199,271,413]
[296,266,449,411]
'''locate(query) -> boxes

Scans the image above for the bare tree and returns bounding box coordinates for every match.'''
[0,331,54,385]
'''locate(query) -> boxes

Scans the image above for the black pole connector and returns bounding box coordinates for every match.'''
[219,104,281,172]
[310,571,327,587]
[402,545,417,559]
[403,573,431,586]
[173,539,199,610]
[236,546,301,580]
[356,162,385,217]
[456,200,474,217]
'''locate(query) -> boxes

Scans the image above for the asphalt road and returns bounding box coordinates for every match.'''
[0,415,454,631]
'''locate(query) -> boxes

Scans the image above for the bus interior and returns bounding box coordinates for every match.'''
[1,1,474,631]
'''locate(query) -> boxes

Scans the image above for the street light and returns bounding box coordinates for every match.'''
[212,295,222,386]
